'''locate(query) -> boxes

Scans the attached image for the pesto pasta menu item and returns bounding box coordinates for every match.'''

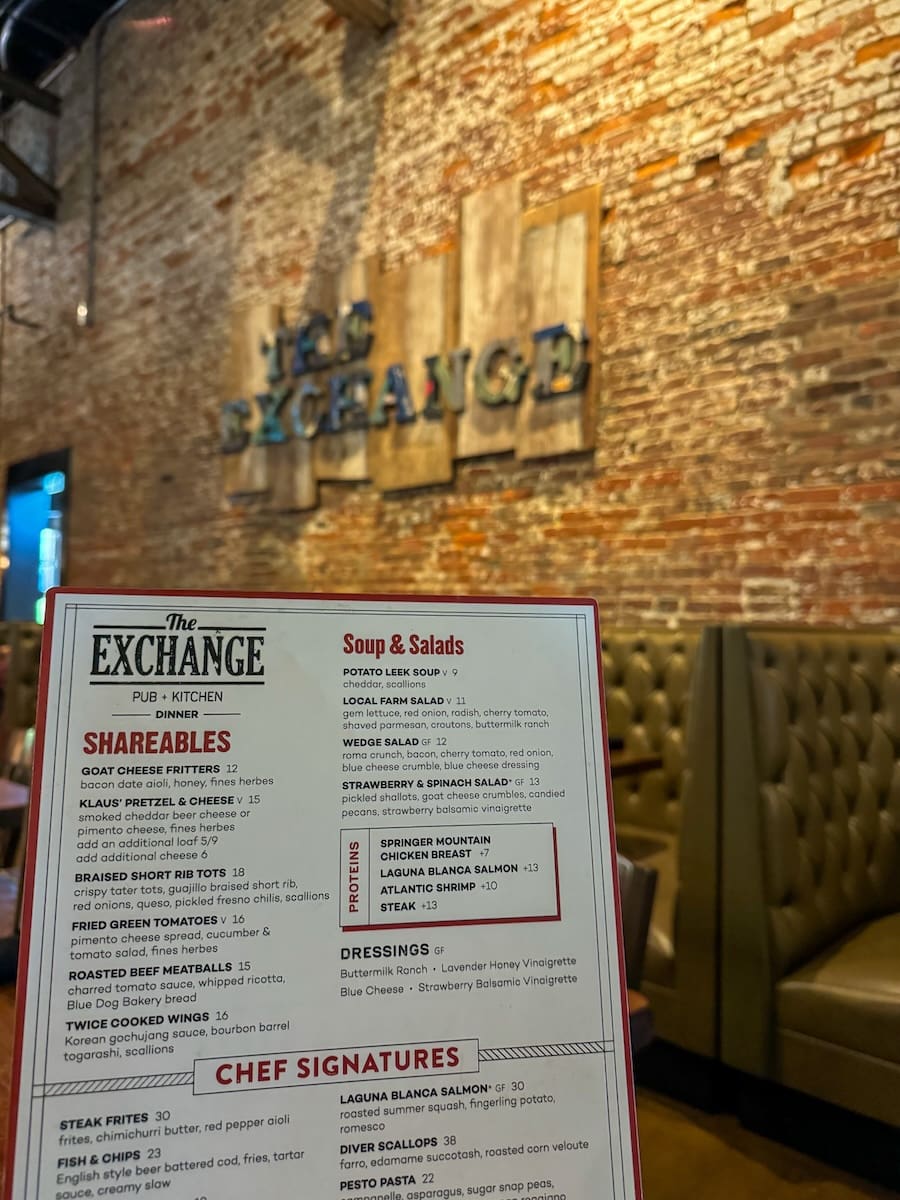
[5,590,640,1200]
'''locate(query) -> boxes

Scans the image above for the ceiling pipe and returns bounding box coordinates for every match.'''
[79,0,132,327]
[0,0,105,71]
[0,0,52,71]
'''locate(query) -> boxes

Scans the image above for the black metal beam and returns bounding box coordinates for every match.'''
[324,0,398,31]
[0,190,54,225]
[0,66,60,114]
[0,138,57,205]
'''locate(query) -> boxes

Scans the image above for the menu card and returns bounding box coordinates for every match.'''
[5,590,640,1200]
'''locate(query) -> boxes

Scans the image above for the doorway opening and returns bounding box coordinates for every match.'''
[1,450,69,623]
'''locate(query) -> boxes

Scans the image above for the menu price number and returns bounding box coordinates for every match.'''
[236,795,264,820]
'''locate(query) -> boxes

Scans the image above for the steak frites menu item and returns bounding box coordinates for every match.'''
[5,590,640,1200]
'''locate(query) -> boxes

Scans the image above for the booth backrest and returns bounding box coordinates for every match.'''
[723,629,900,993]
[601,630,699,834]
[603,627,721,1057]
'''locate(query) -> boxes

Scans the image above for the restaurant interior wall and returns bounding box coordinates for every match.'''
[0,0,897,623]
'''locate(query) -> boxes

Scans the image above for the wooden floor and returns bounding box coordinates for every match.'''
[0,984,17,1182]
[0,986,891,1198]
[637,1091,894,1200]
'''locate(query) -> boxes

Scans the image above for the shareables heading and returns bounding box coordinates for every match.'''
[83,729,231,755]
[343,633,463,661]
[90,613,265,681]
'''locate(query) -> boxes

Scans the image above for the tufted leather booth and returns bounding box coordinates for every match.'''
[721,627,900,1126]
[602,627,721,1056]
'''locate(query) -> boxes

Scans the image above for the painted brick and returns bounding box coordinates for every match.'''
[751,6,795,37]
[706,2,747,27]
[855,33,900,60]
[0,0,894,627]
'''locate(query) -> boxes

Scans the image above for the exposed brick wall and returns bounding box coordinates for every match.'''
[0,0,897,624]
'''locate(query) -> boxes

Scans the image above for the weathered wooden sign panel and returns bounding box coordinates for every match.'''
[222,302,282,498]
[312,258,375,484]
[368,251,459,493]
[220,177,601,511]
[517,184,599,460]
[455,176,523,460]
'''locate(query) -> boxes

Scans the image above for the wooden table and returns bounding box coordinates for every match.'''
[609,750,663,780]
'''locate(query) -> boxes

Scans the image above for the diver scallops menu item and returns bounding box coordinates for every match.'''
[5,590,641,1200]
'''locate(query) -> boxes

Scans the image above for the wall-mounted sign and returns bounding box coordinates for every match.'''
[220,181,600,510]
[6,589,641,1199]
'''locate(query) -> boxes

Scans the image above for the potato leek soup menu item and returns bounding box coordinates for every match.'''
[7,591,640,1200]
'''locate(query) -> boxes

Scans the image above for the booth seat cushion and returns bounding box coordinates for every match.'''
[776,912,900,1065]
[616,822,677,987]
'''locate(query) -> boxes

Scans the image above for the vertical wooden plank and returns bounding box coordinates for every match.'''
[516,184,600,460]
[222,303,281,497]
[338,258,370,305]
[405,256,448,416]
[368,252,457,492]
[313,257,376,482]
[367,259,407,486]
[267,440,318,511]
[455,177,523,459]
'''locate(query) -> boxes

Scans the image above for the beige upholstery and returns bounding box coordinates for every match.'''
[603,628,721,1056]
[617,854,658,991]
[619,826,677,988]
[777,914,900,1066]
[721,627,900,1126]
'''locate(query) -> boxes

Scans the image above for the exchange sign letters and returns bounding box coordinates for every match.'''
[220,180,600,509]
